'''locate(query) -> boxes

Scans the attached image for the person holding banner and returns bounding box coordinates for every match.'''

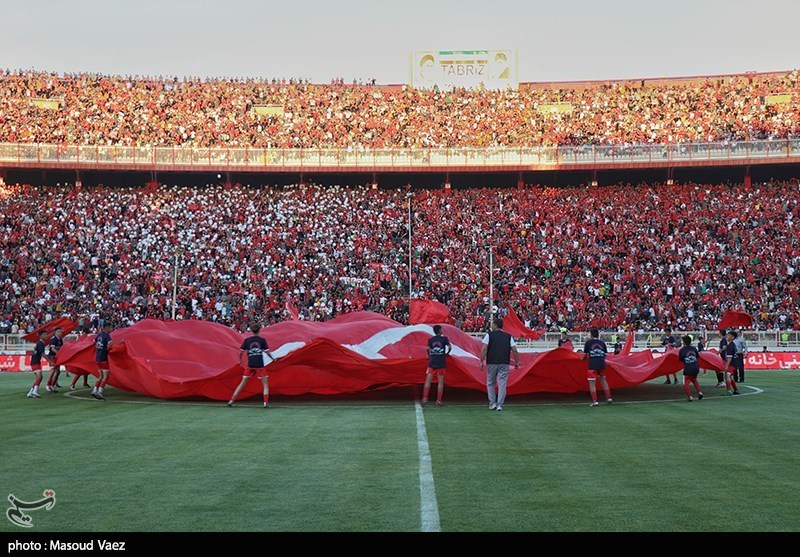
[661,327,679,384]
[228,323,276,409]
[44,327,64,392]
[480,318,519,411]
[721,330,741,396]
[421,324,451,407]
[678,335,704,402]
[715,330,728,387]
[91,323,113,400]
[26,331,47,398]
[581,328,613,407]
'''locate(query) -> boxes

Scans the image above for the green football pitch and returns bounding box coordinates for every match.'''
[1,370,798,533]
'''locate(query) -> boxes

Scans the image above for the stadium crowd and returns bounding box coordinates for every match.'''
[1,69,798,149]
[1,180,798,334]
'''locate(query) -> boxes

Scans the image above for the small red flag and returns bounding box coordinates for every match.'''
[22,317,78,342]
[717,311,753,330]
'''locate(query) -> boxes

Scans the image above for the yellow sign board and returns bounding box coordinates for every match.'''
[32,98,61,110]
[536,103,574,114]
[765,94,792,105]
[252,105,285,116]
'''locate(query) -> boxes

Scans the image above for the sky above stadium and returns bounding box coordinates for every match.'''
[3,0,799,83]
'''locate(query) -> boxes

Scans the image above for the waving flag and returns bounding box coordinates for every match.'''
[409,299,453,325]
[22,317,78,342]
[502,306,543,340]
[619,331,634,356]
[285,300,300,321]
[718,311,753,330]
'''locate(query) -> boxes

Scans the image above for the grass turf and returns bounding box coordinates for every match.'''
[1,370,798,533]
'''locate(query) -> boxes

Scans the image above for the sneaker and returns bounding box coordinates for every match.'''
[70,384,76,390]
[45,385,53,392]
[688,396,694,402]
[663,379,671,385]
[606,398,613,404]
[732,391,740,395]
[420,398,428,406]
[91,391,100,399]
[226,400,233,408]
[489,403,497,410]
[436,400,444,407]
[96,392,106,400]
[27,391,35,398]
[698,393,704,400]
[723,390,733,396]
[32,391,42,398]
[51,387,59,393]
[263,403,271,409]
[496,405,503,411]
[715,382,726,388]
[590,401,599,407]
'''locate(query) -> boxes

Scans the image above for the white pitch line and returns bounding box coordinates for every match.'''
[415,401,441,533]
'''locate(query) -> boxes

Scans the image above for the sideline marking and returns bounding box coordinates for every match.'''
[415,400,441,532]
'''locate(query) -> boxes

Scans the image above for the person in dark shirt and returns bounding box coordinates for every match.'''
[662,327,679,384]
[695,335,708,379]
[26,331,47,398]
[678,335,703,402]
[228,323,276,409]
[581,328,613,407]
[557,328,573,348]
[421,324,451,407]
[92,323,113,400]
[715,330,728,387]
[721,330,741,396]
[45,327,64,392]
[479,318,519,411]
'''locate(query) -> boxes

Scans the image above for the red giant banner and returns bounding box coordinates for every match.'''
[3,313,797,405]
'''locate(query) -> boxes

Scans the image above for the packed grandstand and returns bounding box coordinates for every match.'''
[2,69,798,147]
[1,69,799,336]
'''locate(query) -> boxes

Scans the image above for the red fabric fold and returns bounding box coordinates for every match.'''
[619,331,634,356]
[53,312,729,401]
[409,299,453,325]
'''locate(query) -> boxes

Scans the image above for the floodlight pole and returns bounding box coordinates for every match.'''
[488,245,493,326]
[171,250,179,320]
[408,197,412,301]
